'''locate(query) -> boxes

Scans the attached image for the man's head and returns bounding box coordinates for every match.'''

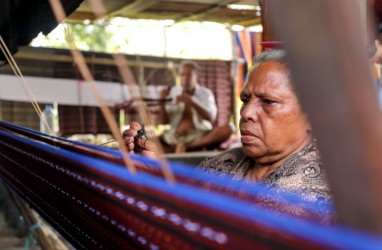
[179,60,200,93]
[239,50,312,165]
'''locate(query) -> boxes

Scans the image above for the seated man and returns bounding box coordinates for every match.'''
[159,60,233,153]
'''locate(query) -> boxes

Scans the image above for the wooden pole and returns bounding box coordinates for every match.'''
[259,0,280,42]
[269,0,382,233]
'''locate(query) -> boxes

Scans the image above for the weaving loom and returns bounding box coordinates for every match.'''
[2,0,382,248]
[0,121,381,249]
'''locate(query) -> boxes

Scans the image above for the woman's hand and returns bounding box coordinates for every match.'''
[122,122,160,159]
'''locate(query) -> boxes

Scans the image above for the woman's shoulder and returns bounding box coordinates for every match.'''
[198,147,249,175]
[266,140,331,202]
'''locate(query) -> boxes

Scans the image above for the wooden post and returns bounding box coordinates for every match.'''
[269,0,382,233]
[259,0,280,42]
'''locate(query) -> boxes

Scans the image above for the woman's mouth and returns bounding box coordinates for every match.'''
[240,130,260,143]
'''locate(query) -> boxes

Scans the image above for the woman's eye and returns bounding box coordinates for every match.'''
[239,98,248,113]
[262,99,276,105]
[240,97,248,104]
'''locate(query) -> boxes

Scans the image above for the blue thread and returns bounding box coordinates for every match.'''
[23,222,41,250]
[2,121,382,249]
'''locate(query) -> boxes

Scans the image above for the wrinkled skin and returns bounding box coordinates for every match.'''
[239,61,311,174]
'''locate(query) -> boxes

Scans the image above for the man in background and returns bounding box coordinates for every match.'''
[159,60,233,153]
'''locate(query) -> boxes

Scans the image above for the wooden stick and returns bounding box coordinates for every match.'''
[86,0,176,183]
[0,36,57,143]
[114,54,176,183]
[268,0,382,233]
[48,0,136,174]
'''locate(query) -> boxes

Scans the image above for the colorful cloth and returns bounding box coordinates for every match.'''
[199,140,333,222]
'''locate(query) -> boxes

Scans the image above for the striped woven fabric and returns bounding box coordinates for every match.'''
[0,121,381,249]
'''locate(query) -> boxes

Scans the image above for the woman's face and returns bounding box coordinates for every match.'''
[239,61,311,165]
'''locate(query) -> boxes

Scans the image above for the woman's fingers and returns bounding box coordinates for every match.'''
[124,136,135,151]
[123,122,139,135]
[122,124,141,152]
[122,122,160,159]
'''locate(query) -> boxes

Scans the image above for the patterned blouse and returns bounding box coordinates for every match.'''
[198,140,334,223]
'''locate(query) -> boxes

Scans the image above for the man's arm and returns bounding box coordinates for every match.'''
[176,93,215,123]
[158,87,171,124]
[190,88,217,123]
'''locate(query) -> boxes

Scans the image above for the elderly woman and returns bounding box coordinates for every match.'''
[123,50,332,220]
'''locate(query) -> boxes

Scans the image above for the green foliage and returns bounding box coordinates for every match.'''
[66,21,118,52]
[32,20,121,52]
[31,18,233,60]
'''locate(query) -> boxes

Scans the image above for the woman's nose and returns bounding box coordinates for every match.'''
[241,102,259,122]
